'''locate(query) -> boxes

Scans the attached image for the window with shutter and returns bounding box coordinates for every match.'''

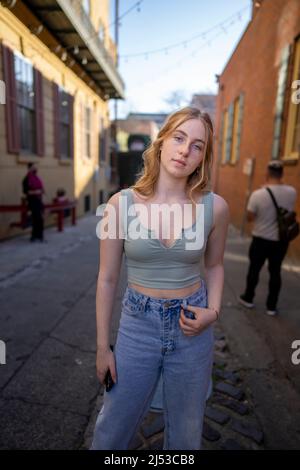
[2,44,20,154]
[34,68,44,156]
[225,102,234,163]
[53,82,60,158]
[53,83,73,159]
[69,94,74,160]
[220,109,228,164]
[82,0,90,16]
[84,106,92,158]
[231,93,244,164]
[218,111,224,163]
[99,117,106,163]
[14,51,36,154]
[59,87,71,159]
[0,80,4,105]
[98,19,105,43]
[284,39,300,160]
[272,45,290,159]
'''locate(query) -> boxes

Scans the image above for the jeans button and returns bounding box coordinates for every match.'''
[165,301,171,307]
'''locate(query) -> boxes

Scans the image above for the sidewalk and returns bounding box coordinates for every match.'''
[0,219,299,449]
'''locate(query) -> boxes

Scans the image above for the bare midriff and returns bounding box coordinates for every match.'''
[128,280,202,299]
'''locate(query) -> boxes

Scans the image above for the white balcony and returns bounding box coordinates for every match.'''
[20,0,125,98]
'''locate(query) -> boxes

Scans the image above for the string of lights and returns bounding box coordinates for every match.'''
[131,26,227,91]
[119,4,249,62]
[107,0,144,31]
[53,2,248,89]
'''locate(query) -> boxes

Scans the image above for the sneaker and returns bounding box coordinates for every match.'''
[266,309,278,316]
[238,295,254,309]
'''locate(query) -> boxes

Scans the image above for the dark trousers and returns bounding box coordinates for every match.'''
[242,236,289,310]
[28,197,44,241]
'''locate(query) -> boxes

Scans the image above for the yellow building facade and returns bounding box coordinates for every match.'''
[0,0,124,240]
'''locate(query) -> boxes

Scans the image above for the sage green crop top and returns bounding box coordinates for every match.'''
[120,188,214,289]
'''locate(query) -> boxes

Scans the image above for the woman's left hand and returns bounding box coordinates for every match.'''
[179,304,217,336]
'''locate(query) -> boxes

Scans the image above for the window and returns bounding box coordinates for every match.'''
[220,109,228,164]
[284,39,300,160]
[59,87,71,159]
[14,52,36,153]
[98,20,105,43]
[82,0,90,16]
[99,117,106,163]
[230,98,240,164]
[230,94,244,164]
[53,83,74,159]
[219,94,244,165]
[85,106,92,158]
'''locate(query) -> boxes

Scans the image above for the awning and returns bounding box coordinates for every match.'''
[18,0,125,99]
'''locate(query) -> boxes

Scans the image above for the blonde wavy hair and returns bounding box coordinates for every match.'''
[131,106,214,205]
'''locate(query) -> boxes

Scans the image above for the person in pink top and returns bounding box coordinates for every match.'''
[22,163,45,242]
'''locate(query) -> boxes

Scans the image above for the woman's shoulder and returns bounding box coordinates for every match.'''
[211,192,230,221]
[105,190,126,214]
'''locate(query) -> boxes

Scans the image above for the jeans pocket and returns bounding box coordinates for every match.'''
[182,298,196,320]
[182,291,207,320]
[122,295,144,316]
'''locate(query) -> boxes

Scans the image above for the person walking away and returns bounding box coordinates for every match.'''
[238,161,297,316]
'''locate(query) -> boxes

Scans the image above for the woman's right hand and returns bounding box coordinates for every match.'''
[96,347,117,386]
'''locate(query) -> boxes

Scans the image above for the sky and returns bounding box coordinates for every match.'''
[109,0,252,118]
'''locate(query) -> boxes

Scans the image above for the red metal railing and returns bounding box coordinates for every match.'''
[0,198,77,232]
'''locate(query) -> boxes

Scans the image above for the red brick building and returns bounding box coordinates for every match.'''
[213,0,300,259]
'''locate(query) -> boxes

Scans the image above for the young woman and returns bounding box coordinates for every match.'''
[91,107,230,450]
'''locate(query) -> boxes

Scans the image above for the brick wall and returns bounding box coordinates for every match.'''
[214,0,300,259]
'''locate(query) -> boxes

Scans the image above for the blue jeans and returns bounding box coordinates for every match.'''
[91,280,214,450]
[150,369,213,412]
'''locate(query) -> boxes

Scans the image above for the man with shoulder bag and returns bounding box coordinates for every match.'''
[238,161,298,316]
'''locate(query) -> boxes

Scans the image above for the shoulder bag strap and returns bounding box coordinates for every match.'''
[265,187,280,214]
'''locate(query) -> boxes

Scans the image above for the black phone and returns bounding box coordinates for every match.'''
[104,370,114,392]
[104,345,114,392]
